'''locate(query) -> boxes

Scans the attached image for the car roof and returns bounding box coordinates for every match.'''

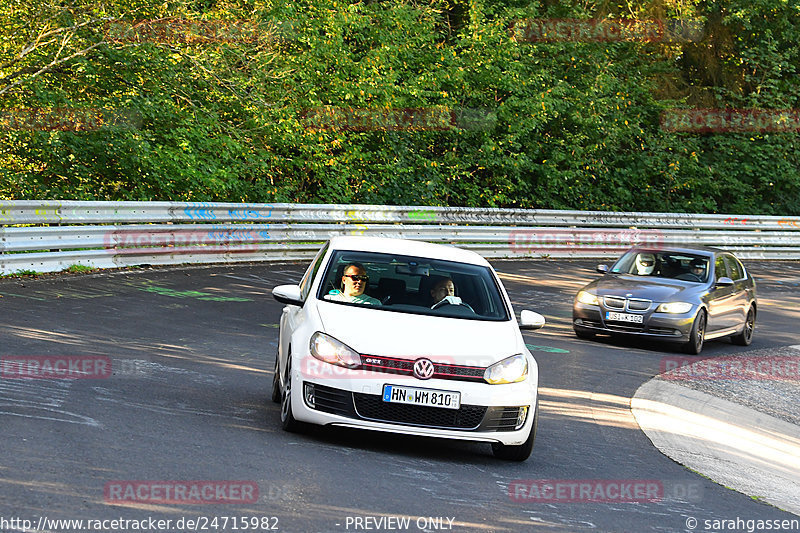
[327,236,492,267]
[627,245,727,257]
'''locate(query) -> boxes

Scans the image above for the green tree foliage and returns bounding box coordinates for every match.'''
[0,0,798,215]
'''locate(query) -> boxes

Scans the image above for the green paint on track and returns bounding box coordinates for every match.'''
[525,343,570,354]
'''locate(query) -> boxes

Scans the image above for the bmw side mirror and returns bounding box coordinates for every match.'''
[596,264,609,273]
[272,284,304,306]
[715,277,734,287]
[519,310,546,330]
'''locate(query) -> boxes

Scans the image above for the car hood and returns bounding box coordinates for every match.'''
[586,275,700,302]
[315,301,524,365]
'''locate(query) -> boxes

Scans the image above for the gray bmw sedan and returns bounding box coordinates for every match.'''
[573,246,757,354]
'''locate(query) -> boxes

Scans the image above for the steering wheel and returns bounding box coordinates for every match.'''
[431,298,457,310]
[432,296,475,313]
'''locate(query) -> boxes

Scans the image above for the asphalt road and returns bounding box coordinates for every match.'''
[1,259,798,533]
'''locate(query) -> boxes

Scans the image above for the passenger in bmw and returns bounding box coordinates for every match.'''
[325,262,381,305]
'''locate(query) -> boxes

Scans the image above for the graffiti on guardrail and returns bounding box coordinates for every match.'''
[778,219,800,228]
[408,210,438,222]
[509,229,664,254]
[183,203,217,221]
[228,206,273,220]
[724,217,749,225]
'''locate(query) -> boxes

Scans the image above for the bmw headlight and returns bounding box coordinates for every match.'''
[310,332,362,368]
[484,354,528,385]
[656,302,693,314]
[577,290,599,306]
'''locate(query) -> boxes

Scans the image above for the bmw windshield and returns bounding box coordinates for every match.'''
[610,250,711,283]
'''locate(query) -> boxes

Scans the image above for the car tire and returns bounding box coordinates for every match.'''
[731,306,756,346]
[683,309,706,355]
[574,328,595,340]
[271,355,281,403]
[280,356,301,432]
[492,401,538,461]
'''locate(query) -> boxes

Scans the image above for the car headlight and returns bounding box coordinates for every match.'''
[310,332,362,368]
[576,290,599,306]
[484,354,528,385]
[656,302,693,314]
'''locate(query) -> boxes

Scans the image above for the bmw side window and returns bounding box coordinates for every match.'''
[724,255,744,281]
[714,256,729,281]
[300,243,329,300]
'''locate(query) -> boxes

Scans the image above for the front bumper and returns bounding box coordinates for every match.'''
[288,361,537,446]
[573,302,695,342]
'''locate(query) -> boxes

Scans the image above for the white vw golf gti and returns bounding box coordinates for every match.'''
[271,236,545,460]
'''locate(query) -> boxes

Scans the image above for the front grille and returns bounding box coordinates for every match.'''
[604,296,626,309]
[627,298,652,311]
[359,355,485,383]
[353,393,486,429]
[603,296,651,312]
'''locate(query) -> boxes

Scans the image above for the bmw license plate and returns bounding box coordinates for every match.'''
[382,384,461,410]
[606,311,644,323]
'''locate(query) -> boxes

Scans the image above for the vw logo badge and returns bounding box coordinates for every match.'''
[413,358,435,380]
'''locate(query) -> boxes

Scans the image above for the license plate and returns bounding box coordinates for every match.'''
[382,384,461,410]
[606,312,644,323]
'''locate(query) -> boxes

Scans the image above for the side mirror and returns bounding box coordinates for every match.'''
[596,264,609,273]
[272,284,304,306]
[519,310,546,330]
[715,277,734,287]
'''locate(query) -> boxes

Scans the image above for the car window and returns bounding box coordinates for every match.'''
[315,250,510,321]
[715,255,729,280]
[610,250,710,282]
[724,254,745,281]
[300,242,329,300]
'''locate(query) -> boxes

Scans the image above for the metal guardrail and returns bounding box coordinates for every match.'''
[1,200,799,275]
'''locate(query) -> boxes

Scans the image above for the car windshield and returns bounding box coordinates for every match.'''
[610,250,711,283]
[315,250,510,321]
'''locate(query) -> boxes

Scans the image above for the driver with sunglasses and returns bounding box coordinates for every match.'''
[325,263,381,305]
